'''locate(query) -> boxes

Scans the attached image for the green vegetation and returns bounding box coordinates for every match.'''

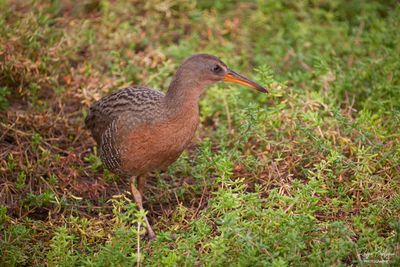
[1,0,399,266]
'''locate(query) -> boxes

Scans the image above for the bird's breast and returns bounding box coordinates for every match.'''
[118,107,199,175]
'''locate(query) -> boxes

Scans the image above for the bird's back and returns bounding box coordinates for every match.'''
[85,86,165,145]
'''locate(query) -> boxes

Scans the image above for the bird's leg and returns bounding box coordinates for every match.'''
[130,176,156,240]
[137,175,146,196]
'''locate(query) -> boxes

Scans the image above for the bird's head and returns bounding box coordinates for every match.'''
[171,54,268,94]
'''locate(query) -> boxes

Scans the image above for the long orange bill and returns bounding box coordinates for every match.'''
[223,69,268,93]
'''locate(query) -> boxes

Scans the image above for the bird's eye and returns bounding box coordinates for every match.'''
[212,64,222,74]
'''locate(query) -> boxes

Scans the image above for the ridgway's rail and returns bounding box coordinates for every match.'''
[85,54,268,239]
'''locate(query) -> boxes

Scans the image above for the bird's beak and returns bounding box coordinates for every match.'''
[224,69,268,93]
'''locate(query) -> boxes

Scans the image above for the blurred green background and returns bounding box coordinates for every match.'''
[0,0,399,266]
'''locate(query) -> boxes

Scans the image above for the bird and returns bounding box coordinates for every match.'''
[85,54,267,239]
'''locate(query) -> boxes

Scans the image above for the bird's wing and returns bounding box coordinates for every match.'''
[85,86,165,145]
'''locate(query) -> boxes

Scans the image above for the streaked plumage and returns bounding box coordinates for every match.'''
[85,87,166,176]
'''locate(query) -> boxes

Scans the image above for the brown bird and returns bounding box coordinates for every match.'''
[85,54,267,239]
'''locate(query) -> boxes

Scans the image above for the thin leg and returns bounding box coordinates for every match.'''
[137,175,146,196]
[130,176,156,240]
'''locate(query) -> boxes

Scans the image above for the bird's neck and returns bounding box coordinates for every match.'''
[165,74,205,116]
